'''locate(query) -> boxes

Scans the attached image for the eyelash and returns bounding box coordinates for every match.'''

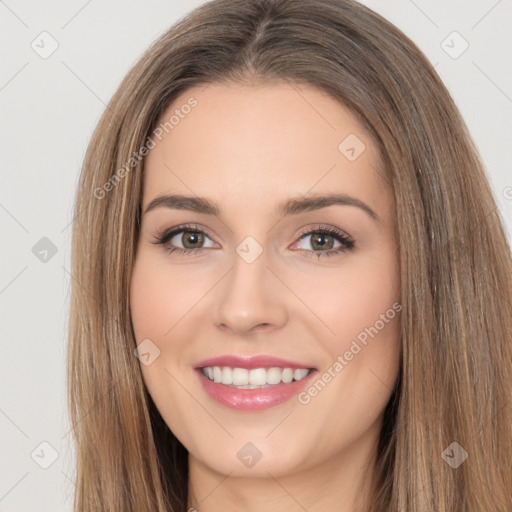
[150,223,355,259]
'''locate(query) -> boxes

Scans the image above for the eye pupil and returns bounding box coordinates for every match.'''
[183,231,204,248]
[311,233,334,250]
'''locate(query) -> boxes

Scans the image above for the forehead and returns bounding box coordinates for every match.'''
[142,81,391,220]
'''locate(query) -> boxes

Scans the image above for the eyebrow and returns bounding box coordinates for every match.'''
[143,193,381,223]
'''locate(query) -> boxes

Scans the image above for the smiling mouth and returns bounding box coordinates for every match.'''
[200,366,313,388]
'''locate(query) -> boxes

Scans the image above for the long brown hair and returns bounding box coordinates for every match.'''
[67,0,512,510]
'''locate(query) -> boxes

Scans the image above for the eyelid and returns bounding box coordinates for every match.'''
[294,223,353,242]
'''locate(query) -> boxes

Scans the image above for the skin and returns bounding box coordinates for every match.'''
[130,81,401,512]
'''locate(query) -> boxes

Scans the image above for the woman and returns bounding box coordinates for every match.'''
[67,0,512,510]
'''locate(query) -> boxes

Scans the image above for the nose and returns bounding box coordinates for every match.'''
[211,250,288,336]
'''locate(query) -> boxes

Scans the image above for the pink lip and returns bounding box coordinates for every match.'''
[195,355,313,370]
[194,355,317,411]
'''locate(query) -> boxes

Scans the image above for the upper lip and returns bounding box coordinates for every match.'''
[194,355,315,370]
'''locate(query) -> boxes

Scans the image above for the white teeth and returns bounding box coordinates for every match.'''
[232,367,249,385]
[294,368,309,381]
[201,366,312,387]
[249,368,267,386]
[221,366,233,385]
[282,368,294,384]
[266,367,282,385]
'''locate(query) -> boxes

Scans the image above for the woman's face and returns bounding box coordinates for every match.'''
[130,81,401,479]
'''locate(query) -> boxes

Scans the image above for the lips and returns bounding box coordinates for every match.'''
[195,355,317,411]
[195,355,314,370]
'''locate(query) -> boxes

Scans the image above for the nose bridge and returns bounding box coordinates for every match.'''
[211,242,288,334]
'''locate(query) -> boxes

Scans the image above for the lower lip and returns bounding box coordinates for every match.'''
[196,369,317,411]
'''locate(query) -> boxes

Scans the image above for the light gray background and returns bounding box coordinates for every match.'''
[1,1,511,510]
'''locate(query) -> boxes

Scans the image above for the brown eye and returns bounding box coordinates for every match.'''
[309,232,335,251]
[290,227,355,259]
[177,231,205,249]
[151,223,217,256]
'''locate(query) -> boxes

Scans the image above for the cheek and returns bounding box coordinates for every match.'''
[130,254,205,343]
[293,249,401,416]
[293,269,401,477]
[332,265,399,350]
[289,248,400,355]
[129,255,200,443]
